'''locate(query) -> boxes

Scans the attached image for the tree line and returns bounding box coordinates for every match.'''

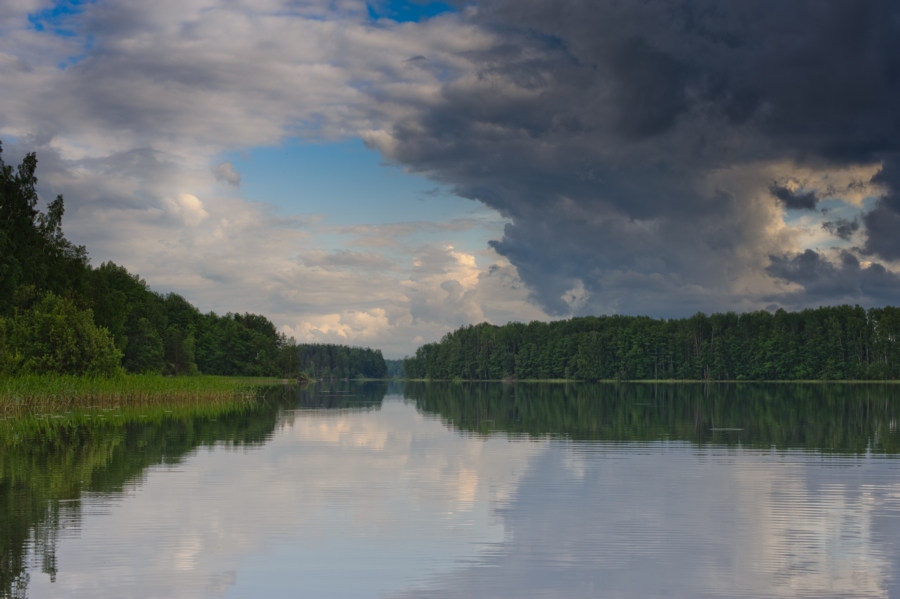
[385,359,405,379]
[0,141,386,379]
[403,306,900,381]
[296,344,388,379]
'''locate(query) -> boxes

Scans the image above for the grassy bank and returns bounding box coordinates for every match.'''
[0,374,276,418]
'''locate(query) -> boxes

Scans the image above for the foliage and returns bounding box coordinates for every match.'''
[0,143,89,317]
[1,294,122,377]
[385,359,405,378]
[0,374,261,418]
[404,307,900,381]
[0,140,317,378]
[297,344,388,379]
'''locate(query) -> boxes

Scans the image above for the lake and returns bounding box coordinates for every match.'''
[4,382,900,598]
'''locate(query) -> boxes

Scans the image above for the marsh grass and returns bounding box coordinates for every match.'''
[0,400,260,445]
[0,374,267,419]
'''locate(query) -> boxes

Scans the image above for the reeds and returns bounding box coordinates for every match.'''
[0,374,261,419]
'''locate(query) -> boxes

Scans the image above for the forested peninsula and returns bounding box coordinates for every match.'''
[403,307,900,381]
[0,143,385,379]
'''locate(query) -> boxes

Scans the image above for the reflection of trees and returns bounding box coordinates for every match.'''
[293,381,390,409]
[6,381,896,597]
[406,382,900,453]
[0,382,387,598]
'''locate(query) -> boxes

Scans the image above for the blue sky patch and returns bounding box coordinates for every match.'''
[227,140,472,225]
[225,139,502,256]
[367,0,454,23]
[28,0,92,35]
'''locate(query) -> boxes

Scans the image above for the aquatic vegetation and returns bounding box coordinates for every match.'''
[0,385,288,597]
[0,380,388,597]
[0,374,266,419]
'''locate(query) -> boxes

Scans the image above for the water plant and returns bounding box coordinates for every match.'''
[0,374,265,419]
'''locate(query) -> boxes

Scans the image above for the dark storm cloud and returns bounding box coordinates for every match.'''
[611,37,687,139]
[769,184,818,211]
[373,0,900,314]
[822,218,860,241]
[863,159,900,260]
[767,249,900,307]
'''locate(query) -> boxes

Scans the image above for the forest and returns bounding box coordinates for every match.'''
[385,359,406,379]
[0,142,386,379]
[296,344,388,379]
[403,307,900,381]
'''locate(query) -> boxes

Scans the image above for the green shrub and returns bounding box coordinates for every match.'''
[5,293,122,376]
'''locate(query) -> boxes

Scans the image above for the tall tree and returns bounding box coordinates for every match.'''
[0,143,88,315]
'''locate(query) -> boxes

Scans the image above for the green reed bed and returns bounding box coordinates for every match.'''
[0,374,262,419]
[0,398,261,447]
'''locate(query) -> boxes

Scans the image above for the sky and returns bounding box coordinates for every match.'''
[2,0,900,357]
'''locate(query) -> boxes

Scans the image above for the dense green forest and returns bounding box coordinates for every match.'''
[0,142,388,379]
[385,359,405,379]
[404,307,900,381]
[296,344,388,379]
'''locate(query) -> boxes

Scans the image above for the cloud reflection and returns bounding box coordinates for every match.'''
[391,446,900,599]
[21,399,900,599]
[26,398,543,598]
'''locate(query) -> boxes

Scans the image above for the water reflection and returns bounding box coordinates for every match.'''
[2,383,899,598]
[0,382,386,598]
[390,446,900,599]
[407,382,900,452]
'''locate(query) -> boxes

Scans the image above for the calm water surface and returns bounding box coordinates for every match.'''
[4,382,900,598]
